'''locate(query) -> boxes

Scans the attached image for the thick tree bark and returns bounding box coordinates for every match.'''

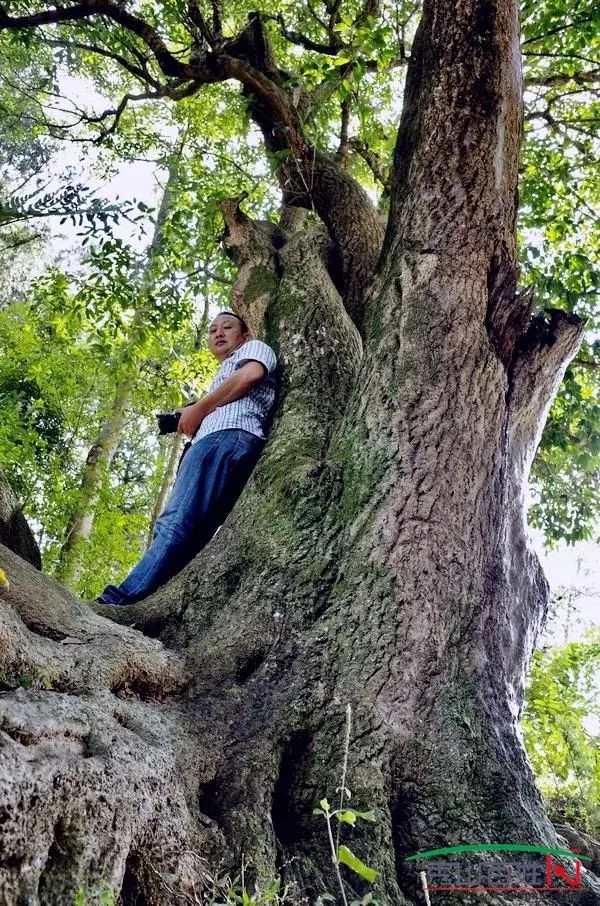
[0,1,599,905]
[224,12,385,335]
[1,212,596,904]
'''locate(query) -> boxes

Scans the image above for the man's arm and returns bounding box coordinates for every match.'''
[177,361,266,437]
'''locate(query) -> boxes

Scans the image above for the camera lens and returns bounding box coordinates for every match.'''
[156,412,181,435]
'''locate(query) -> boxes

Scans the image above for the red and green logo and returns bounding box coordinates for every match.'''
[406,843,590,895]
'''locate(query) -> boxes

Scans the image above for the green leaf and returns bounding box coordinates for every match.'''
[335,809,377,825]
[98,887,115,906]
[353,809,377,823]
[337,809,357,825]
[337,845,378,883]
[319,798,330,811]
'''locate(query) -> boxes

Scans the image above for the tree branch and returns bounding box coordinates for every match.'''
[266,12,341,55]
[187,0,215,49]
[85,90,159,139]
[0,0,213,81]
[44,36,161,89]
[571,358,600,370]
[326,0,344,40]
[508,309,586,470]
[522,17,594,46]
[218,195,282,338]
[525,109,595,156]
[308,51,406,125]
[347,137,391,192]
[523,50,600,66]
[524,66,600,89]
[219,54,305,151]
[335,95,351,160]
[0,232,42,254]
[0,3,307,151]
[210,0,223,40]
[0,2,380,330]
[306,0,329,30]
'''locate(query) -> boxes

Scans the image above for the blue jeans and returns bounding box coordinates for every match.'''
[99,429,264,606]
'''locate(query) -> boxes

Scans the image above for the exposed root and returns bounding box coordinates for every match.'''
[0,689,223,905]
[0,544,186,697]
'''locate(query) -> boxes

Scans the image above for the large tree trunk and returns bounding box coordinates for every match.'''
[0,1,598,905]
[1,215,596,904]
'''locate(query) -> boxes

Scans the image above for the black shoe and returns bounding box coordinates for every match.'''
[91,596,127,607]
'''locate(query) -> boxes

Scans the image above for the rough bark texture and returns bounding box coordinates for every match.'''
[0,1,598,904]
[225,12,385,335]
[554,825,600,876]
[0,470,40,569]
[281,149,385,330]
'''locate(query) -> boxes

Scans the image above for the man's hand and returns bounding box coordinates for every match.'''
[176,401,206,438]
[176,361,267,438]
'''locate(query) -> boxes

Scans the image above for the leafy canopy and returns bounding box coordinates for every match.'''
[0,0,597,547]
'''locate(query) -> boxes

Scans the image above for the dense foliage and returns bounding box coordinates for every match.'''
[0,253,215,596]
[520,0,600,544]
[523,624,600,835]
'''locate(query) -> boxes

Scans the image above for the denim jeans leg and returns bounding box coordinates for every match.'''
[100,430,263,606]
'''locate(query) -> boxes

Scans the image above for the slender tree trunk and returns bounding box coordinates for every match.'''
[1,1,599,904]
[146,434,183,545]
[57,378,134,588]
[57,141,186,589]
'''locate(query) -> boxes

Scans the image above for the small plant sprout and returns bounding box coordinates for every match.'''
[74,883,116,905]
[207,855,287,905]
[313,704,379,906]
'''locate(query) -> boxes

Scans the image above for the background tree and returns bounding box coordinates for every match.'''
[56,132,190,589]
[523,626,600,838]
[0,1,598,905]
[0,242,217,597]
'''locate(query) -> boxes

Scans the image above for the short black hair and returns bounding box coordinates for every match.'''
[214,311,250,334]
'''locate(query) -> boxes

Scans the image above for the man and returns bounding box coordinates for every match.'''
[98,311,277,606]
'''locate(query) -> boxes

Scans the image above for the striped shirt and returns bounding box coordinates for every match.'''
[192,339,277,443]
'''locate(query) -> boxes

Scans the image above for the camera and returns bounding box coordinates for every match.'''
[156,411,181,435]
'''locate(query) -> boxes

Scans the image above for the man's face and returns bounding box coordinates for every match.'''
[208,315,248,361]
